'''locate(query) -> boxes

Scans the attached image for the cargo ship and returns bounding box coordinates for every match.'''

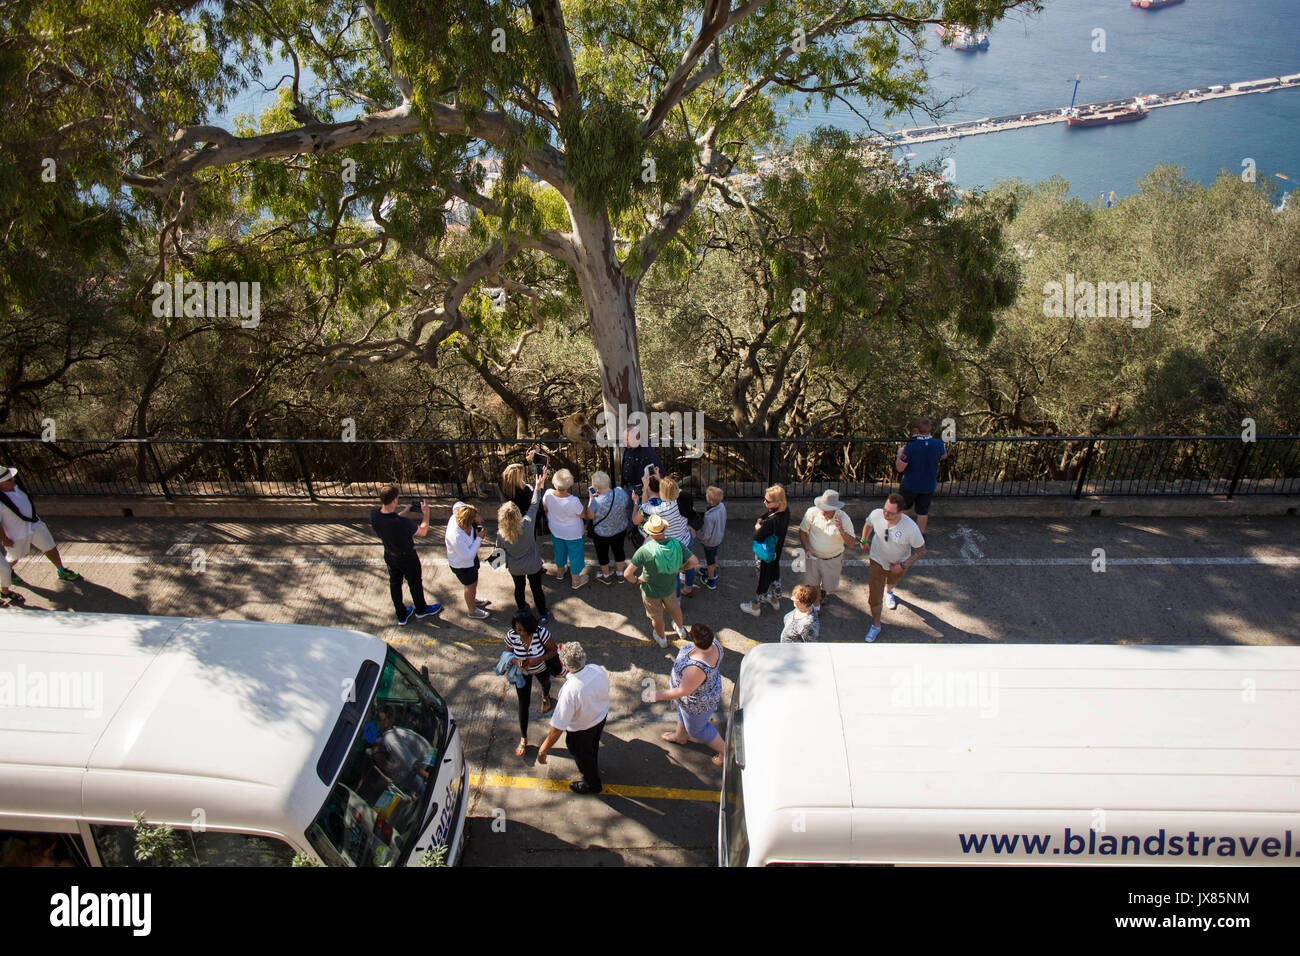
[1066,101,1148,126]
[1063,76,1148,127]
[936,24,989,51]
[1131,0,1185,9]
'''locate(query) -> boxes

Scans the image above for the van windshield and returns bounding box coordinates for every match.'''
[306,648,448,866]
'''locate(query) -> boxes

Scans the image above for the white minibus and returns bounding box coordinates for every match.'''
[0,610,467,867]
[720,642,1300,866]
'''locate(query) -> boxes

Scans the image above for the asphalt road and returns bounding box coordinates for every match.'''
[7,511,1298,866]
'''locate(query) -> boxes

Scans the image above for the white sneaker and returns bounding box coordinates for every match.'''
[469,607,490,619]
[864,624,881,643]
[651,630,668,647]
[550,565,567,579]
[675,623,689,640]
[884,590,898,611]
[739,601,761,617]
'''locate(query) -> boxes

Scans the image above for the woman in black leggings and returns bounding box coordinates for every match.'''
[504,611,563,758]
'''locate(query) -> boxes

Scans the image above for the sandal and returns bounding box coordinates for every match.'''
[2,591,24,607]
[540,696,555,714]
[515,739,527,757]
[660,731,688,745]
[711,754,724,767]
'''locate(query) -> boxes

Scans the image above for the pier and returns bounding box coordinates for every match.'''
[879,73,1300,145]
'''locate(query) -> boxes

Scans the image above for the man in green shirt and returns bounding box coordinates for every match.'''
[625,514,699,647]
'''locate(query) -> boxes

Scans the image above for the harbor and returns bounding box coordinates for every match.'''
[880,73,1300,145]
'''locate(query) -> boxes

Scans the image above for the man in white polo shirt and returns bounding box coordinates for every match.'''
[859,492,926,643]
[537,642,610,794]
[797,489,856,611]
[0,467,81,605]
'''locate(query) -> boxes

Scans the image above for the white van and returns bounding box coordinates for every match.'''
[0,611,467,867]
[720,642,1300,866]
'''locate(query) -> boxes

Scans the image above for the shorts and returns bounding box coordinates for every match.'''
[676,703,719,744]
[5,522,56,561]
[868,559,906,607]
[702,544,719,566]
[450,558,480,586]
[803,553,843,592]
[641,592,681,624]
[900,489,934,515]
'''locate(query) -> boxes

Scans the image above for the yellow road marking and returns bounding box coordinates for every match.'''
[471,772,720,804]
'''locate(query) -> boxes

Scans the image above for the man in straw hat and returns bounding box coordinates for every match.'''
[624,513,699,647]
[797,488,857,612]
[0,466,81,606]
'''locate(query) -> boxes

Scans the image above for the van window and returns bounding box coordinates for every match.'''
[89,824,297,867]
[0,830,89,867]
[305,647,449,867]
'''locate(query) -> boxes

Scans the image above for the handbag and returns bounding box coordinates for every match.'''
[752,534,778,563]
[586,489,615,541]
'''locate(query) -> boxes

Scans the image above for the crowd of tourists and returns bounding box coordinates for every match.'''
[368,417,947,794]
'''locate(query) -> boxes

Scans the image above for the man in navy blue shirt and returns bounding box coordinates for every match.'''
[895,416,948,535]
[370,484,442,626]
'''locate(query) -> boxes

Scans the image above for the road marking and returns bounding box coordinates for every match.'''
[164,521,207,556]
[470,772,719,804]
[38,553,1300,569]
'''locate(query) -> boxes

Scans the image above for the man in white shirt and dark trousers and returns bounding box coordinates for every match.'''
[859,493,927,643]
[0,467,80,606]
[537,642,610,794]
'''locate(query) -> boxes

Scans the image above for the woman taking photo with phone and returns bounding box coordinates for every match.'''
[446,501,491,619]
[497,468,550,623]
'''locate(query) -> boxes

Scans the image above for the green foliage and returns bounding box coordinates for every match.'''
[131,811,190,867]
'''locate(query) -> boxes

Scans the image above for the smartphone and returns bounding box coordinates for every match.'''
[532,451,549,475]
[408,499,424,513]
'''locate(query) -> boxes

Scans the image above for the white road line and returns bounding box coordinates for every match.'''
[41,553,1300,568]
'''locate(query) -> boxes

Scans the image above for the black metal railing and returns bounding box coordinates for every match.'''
[0,435,1296,501]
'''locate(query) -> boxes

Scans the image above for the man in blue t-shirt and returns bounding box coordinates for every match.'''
[895,416,948,534]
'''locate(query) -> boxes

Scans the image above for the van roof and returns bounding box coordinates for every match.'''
[0,611,385,835]
[736,643,1300,859]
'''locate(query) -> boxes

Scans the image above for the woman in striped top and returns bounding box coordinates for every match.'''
[505,610,563,758]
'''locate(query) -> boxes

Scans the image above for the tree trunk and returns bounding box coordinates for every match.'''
[567,203,647,433]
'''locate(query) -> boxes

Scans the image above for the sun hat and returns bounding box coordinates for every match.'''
[814,489,844,511]
[644,514,669,535]
[0,467,16,483]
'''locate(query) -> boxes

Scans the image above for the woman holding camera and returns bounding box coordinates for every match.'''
[446,501,491,619]
[496,468,550,623]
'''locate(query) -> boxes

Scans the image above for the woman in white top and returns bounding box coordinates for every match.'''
[543,468,589,588]
[446,502,491,619]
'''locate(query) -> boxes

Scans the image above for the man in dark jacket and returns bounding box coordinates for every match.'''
[619,426,663,524]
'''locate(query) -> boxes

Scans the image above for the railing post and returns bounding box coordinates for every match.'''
[1226,440,1252,499]
[453,443,464,499]
[1073,439,1096,500]
[767,441,776,488]
[144,441,172,500]
[293,443,317,501]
